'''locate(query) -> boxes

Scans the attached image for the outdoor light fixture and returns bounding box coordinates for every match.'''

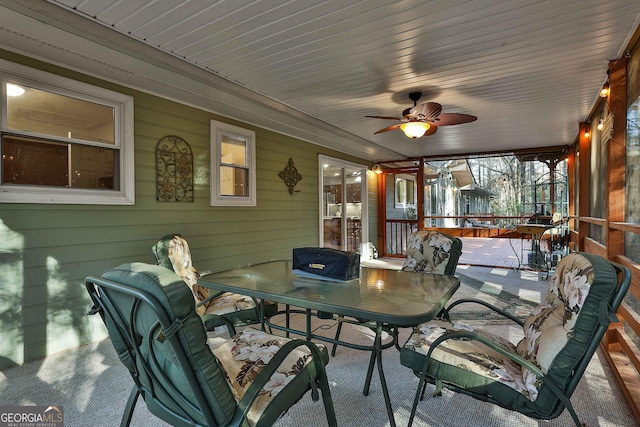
[600,82,610,98]
[582,120,591,139]
[372,164,383,174]
[597,119,604,131]
[400,122,431,139]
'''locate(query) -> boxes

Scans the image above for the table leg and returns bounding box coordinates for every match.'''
[363,346,376,396]
[362,323,396,427]
[259,300,266,332]
[305,308,312,341]
[331,318,344,357]
[285,304,290,338]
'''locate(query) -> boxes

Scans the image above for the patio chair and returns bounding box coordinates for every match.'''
[400,230,463,275]
[331,230,462,356]
[400,252,630,427]
[85,262,337,427]
[152,234,278,331]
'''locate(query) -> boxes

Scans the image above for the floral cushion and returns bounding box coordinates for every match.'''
[403,319,542,400]
[157,234,276,318]
[402,253,598,403]
[515,253,594,374]
[402,231,461,274]
[210,328,325,427]
[164,234,211,315]
[202,291,260,315]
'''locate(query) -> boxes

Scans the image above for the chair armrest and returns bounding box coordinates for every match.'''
[199,292,267,320]
[442,298,525,327]
[202,313,236,336]
[196,290,225,307]
[234,339,328,424]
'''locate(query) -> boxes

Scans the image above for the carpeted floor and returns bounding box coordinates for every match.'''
[1,265,636,426]
[274,314,637,427]
[1,310,636,427]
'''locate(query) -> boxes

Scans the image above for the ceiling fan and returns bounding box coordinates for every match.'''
[366,92,477,139]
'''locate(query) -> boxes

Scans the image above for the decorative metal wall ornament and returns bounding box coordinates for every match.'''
[278,157,303,195]
[155,135,194,202]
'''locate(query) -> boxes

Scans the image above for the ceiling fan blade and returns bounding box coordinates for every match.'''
[410,102,442,120]
[424,125,438,136]
[365,115,404,121]
[430,112,477,126]
[373,123,402,134]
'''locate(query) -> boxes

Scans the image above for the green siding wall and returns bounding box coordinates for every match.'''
[0,51,375,368]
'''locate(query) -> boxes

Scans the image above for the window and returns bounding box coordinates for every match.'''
[0,59,134,204]
[394,174,416,208]
[625,87,640,262]
[210,120,256,206]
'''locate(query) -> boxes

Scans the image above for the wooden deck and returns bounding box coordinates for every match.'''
[458,236,529,269]
[380,236,543,271]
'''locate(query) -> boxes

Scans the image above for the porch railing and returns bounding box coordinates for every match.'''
[383,215,552,257]
[384,220,418,256]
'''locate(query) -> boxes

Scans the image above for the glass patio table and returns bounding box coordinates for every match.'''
[199,260,460,427]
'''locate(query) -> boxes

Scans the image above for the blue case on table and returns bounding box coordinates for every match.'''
[292,247,360,281]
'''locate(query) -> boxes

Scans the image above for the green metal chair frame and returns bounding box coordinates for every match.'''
[400,252,630,427]
[85,262,336,427]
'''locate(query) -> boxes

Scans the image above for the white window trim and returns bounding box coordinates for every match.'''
[0,59,135,205]
[210,120,256,206]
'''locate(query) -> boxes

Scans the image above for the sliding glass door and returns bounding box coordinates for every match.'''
[319,155,368,255]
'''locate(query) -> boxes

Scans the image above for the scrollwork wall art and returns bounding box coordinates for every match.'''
[278,157,303,195]
[156,135,194,202]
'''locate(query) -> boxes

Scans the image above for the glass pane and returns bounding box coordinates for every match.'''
[345,167,362,252]
[394,174,416,208]
[322,164,343,249]
[2,135,117,189]
[6,82,115,144]
[2,136,68,186]
[625,96,640,261]
[220,165,248,196]
[221,134,246,166]
[623,291,640,348]
[70,144,116,189]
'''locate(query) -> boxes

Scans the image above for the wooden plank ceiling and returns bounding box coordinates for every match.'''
[38,1,640,160]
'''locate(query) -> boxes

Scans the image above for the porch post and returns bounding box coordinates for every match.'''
[577,121,591,252]
[377,170,386,257]
[606,57,627,260]
[417,158,424,230]
[567,145,576,248]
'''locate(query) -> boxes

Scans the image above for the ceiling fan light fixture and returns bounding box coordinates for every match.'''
[400,122,430,139]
